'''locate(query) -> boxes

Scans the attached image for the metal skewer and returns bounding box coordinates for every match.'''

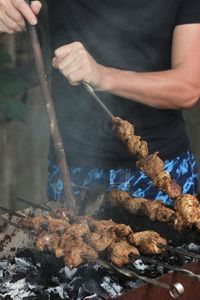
[0,216,37,236]
[131,254,200,281]
[83,82,114,119]
[158,243,200,260]
[90,257,184,298]
[15,197,51,212]
[0,206,26,219]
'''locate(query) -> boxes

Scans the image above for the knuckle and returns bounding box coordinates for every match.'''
[16,0,25,9]
[74,41,83,48]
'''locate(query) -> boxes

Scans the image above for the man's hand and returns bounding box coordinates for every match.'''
[0,0,41,33]
[52,42,106,90]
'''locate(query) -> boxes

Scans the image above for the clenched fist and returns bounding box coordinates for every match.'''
[0,0,41,33]
[52,41,106,90]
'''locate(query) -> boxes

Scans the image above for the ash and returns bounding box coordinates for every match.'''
[0,245,199,300]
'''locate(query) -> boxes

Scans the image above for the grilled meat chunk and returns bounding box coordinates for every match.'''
[64,223,90,239]
[124,197,147,214]
[112,116,134,142]
[153,172,181,199]
[109,240,140,267]
[36,232,60,252]
[127,136,148,158]
[89,230,117,252]
[173,211,192,232]
[129,231,167,254]
[108,189,130,207]
[50,208,74,221]
[144,201,175,223]
[136,152,164,180]
[62,238,98,269]
[19,216,48,232]
[114,223,133,238]
[108,189,175,223]
[87,218,116,232]
[175,194,200,224]
[47,216,70,234]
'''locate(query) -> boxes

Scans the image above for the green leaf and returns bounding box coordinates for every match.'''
[0,72,28,96]
[0,96,27,122]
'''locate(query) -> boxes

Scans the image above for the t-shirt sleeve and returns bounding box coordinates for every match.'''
[175,0,200,25]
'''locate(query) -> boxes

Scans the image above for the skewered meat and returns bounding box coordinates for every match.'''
[153,172,181,199]
[63,223,90,239]
[136,152,164,180]
[109,240,140,267]
[36,232,60,252]
[87,216,133,238]
[114,223,133,237]
[62,238,98,269]
[175,194,200,224]
[173,211,192,232]
[19,216,48,232]
[129,231,167,254]
[108,189,175,223]
[47,216,70,234]
[108,189,130,207]
[127,136,148,158]
[144,200,175,222]
[112,116,134,142]
[124,197,147,214]
[50,208,74,221]
[87,217,116,231]
[89,229,117,252]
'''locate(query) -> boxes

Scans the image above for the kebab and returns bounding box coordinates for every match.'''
[112,116,182,199]
[9,199,200,258]
[108,189,200,232]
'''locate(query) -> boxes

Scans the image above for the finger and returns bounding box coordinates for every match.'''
[31,1,42,15]
[0,20,14,33]
[0,12,23,32]
[67,68,85,86]
[57,50,80,72]
[54,41,83,59]
[4,2,26,27]
[13,0,38,25]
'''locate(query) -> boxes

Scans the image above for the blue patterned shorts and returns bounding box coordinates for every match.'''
[48,150,198,205]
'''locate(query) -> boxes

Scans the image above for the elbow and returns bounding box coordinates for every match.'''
[177,85,200,109]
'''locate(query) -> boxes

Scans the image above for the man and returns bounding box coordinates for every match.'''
[0,0,199,204]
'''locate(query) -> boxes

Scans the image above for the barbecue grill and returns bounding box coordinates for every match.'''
[1,4,200,300]
[1,197,200,300]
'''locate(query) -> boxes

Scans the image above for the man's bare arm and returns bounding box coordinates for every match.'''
[54,24,200,109]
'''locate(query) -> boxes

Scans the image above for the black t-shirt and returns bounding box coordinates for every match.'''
[46,0,200,168]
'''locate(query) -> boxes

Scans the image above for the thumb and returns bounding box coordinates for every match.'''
[31,1,42,15]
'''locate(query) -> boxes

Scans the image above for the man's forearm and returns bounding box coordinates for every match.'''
[99,66,200,109]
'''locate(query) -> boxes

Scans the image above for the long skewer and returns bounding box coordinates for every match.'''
[158,243,200,260]
[89,257,184,298]
[15,197,51,212]
[83,82,114,119]
[0,206,26,219]
[0,216,37,236]
[24,0,75,210]
[131,253,200,281]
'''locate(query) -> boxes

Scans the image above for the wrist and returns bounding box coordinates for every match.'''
[96,65,116,92]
